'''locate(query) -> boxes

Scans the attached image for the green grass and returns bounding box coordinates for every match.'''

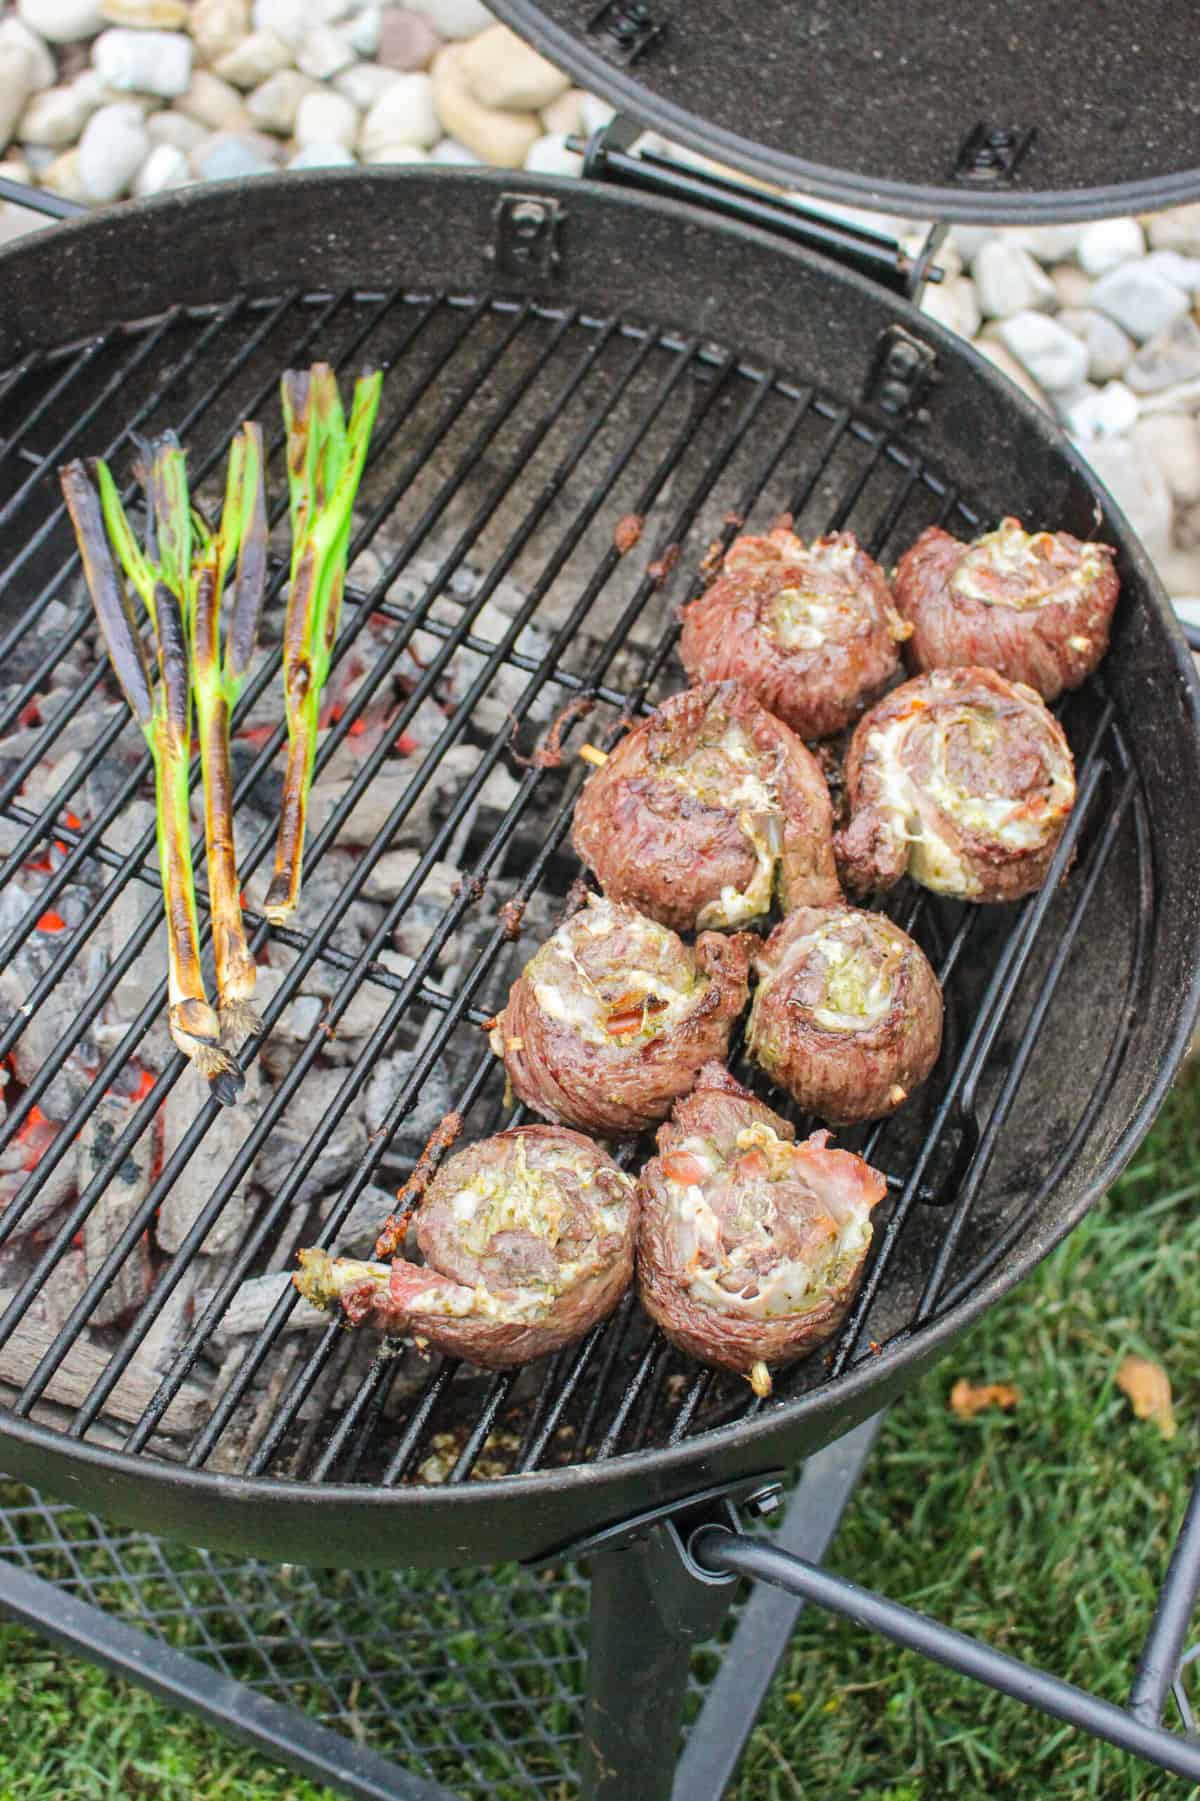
[1,1070,1199,1799]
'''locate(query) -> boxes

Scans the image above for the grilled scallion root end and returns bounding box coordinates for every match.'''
[265,364,384,924]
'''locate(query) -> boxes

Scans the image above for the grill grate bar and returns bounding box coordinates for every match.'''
[916,757,1133,1316]
[0,307,184,531]
[28,297,593,1438]
[935,758,1149,1314]
[222,331,767,1481]
[828,707,1116,1382]
[0,291,474,1169]
[0,333,109,487]
[0,286,1154,1496]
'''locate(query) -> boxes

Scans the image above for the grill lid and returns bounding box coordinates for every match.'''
[490,0,1200,224]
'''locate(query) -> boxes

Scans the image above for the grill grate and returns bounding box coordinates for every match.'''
[0,288,1151,1491]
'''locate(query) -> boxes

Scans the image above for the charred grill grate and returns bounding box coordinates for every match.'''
[0,287,1151,1491]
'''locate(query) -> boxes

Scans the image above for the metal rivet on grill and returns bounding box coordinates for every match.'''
[493,193,566,281]
[586,0,665,64]
[953,121,1037,185]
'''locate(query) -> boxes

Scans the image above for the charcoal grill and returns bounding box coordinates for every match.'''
[2,1,1200,1790]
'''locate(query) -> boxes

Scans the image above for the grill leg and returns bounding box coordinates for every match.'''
[580,1527,738,1801]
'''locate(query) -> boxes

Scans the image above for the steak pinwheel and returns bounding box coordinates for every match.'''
[836,668,1076,903]
[571,682,840,932]
[893,517,1119,701]
[747,905,943,1124]
[678,526,909,740]
[637,1064,886,1396]
[295,1125,637,1368]
[490,893,753,1137]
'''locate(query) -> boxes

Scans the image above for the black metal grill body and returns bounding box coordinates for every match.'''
[0,170,1197,1570]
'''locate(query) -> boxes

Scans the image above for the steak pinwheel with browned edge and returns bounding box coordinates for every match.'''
[678,526,910,740]
[893,517,1119,701]
[571,682,840,932]
[637,1063,886,1396]
[747,905,943,1124]
[490,894,753,1137]
[835,667,1076,903]
[294,1125,637,1367]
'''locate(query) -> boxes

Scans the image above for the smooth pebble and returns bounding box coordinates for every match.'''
[176,67,253,130]
[334,60,400,107]
[1076,434,1172,557]
[459,22,567,110]
[1132,414,1200,505]
[362,138,428,161]
[16,78,98,148]
[296,23,356,77]
[376,5,439,68]
[76,96,148,200]
[972,239,1055,319]
[92,27,193,98]
[404,0,492,39]
[213,28,294,87]
[0,17,57,90]
[1124,315,1200,394]
[132,137,189,193]
[431,40,537,167]
[1055,308,1135,384]
[1059,380,1139,441]
[522,130,581,177]
[288,137,355,165]
[246,67,320,132]
[294,85,358,146]
[1077,217,1146,278]
[190,126,277,178]
[359,69,435,151]
[0,46,38,152]
[1089,263,1192,342]
[996,310,1089,394]
[16,0,105,45]
[189,0,250,60]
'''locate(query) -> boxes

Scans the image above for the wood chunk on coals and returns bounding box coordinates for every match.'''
[0,1287,208,1436]
[157,1062,267,1255]
[78,1093,154,1326]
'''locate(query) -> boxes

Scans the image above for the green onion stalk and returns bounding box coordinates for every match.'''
[263,363,383,926]
[59,435,261,1104]
[189,422,268,1043]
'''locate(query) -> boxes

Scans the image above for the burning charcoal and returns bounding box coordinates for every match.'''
[157,1063,268,1256]
[106,1262,208,1422]
[421,594,555,739]
[105,799,169,1023]
[360,851,459,907]
[364,1048,455,1148]
[246,848,383,954]
[205,1270,328,1342]
[35,1245,89,1335]
[0,1286,208,1435]
[0,1130,76,1238]
[320,950,416,1063]
[77,1093,154,1327]
[0,925,103,1121]
[318,1180,396,1253]
[253,1067,368,1209]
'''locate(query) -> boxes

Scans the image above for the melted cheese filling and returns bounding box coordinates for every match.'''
[865,702,1072,895]
[951,519,1105,610]
[530,898,699,1046]
[661,1123,873,1321]
[796,928,899,1033]
[438,1136,634,1323]
[665,720,782,930]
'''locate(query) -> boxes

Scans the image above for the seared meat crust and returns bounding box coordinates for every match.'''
[637,1063,885,1386]
[894,519,1118,701]
[679,528,909,740]
[571,681,840,932]
[747,906,943,1125]
[295,1125,637,1367]
[492,894,754,1136]
[835,667,1076,903]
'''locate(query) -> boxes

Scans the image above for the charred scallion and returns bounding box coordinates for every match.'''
[264,363,383,925]
[190,422,268,1042]
[60,443,244,1105]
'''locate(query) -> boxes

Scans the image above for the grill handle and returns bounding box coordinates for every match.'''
[0,176,86,222]
[689,1516,1200,1782]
